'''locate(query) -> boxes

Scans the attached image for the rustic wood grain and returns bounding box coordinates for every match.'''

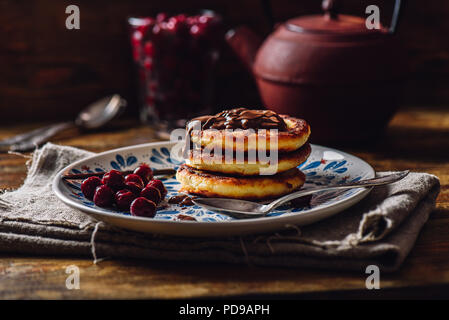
[0,107,448,299]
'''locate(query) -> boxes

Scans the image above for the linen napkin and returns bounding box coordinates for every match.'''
[0,143,440,272]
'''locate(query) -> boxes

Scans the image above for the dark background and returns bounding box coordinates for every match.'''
[0,0,447,123]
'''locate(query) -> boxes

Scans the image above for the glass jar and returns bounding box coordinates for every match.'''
[128,11,223,125]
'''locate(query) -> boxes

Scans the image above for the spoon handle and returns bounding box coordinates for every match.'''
[0,124,60,146]
[10,122,75,152]
[263,171,409,213]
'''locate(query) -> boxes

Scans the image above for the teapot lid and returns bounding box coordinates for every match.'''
[286,0,386,36]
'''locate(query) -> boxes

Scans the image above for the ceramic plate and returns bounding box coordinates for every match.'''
[52,141,374,237]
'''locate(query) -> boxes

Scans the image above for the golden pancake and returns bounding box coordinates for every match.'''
[185,143,311,176]
[189,113,311,153]
[176,164,306,200]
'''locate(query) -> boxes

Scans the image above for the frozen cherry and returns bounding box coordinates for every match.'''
[93,185,114,208]
[131,30,143,46]
[146,179,167,199]
[136,17,154,34]
[130,197,157,217]
[186,15,199,25]
[115,189,137,211]
[198,15,213,24]
[143,41,155,57]
[125,174,144,188]
[167,16,187,34]
[140,186,161,204]
[81,176,102,200]
[174,14,187,23]
[133,164,153,184]
[152,23,162,37]
[143,58,153,71]
[190,24,206,38]
[124,181,143,195]
[156,12,168,22]
[101,169,125,190]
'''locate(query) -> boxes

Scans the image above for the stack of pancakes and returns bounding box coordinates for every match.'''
[176,108,311,200]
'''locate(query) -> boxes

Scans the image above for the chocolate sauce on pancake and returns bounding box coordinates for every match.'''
[191,108,288,131]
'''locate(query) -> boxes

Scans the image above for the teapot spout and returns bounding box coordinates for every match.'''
[226,26,263,72]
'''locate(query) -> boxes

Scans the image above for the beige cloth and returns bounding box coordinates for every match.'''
[0,143,440,272]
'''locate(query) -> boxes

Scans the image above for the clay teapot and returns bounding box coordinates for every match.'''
[226,0,406,143]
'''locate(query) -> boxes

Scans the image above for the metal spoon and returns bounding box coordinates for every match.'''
[0,94,127,152]
[193,171,410,219]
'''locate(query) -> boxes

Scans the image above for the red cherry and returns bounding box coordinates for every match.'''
[186,16,199,25]
[152,24,162,36]
[143,41,155,57]
[198,15,213,24]
[140,186,161,204]
[143,58,153,71]
[131,30,143,45]
[142,17,155,24]
[130,197,157,217]
[93,185,114,208]
[133,164,153,184]
[159,21,169,31]
[175,14,187,22]
[132,48,140,62]
[124,181,143,195]
[115,189,137,211]
[136,17,154,34]
[81,176,102,200]
[156,12,168,22]
[190,24,206,38]
[125,174,144,188]
[166,20,176,32]
[146,179,167,199]
[167,16,187,34]
[101,170,125,190]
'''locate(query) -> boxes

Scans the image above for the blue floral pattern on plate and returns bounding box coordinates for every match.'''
[63,143,372,222]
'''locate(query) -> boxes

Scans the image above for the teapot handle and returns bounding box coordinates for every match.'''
[322,0,403,34]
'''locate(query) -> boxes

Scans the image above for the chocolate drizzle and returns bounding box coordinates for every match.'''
[168,194,195,206]
[176,214,197,221]
[190,108,288,131]
[290,194,313,208]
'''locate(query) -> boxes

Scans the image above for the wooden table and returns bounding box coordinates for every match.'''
[1,107,448,299]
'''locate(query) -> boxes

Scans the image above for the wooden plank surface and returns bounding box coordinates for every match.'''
[0,107,448,299]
